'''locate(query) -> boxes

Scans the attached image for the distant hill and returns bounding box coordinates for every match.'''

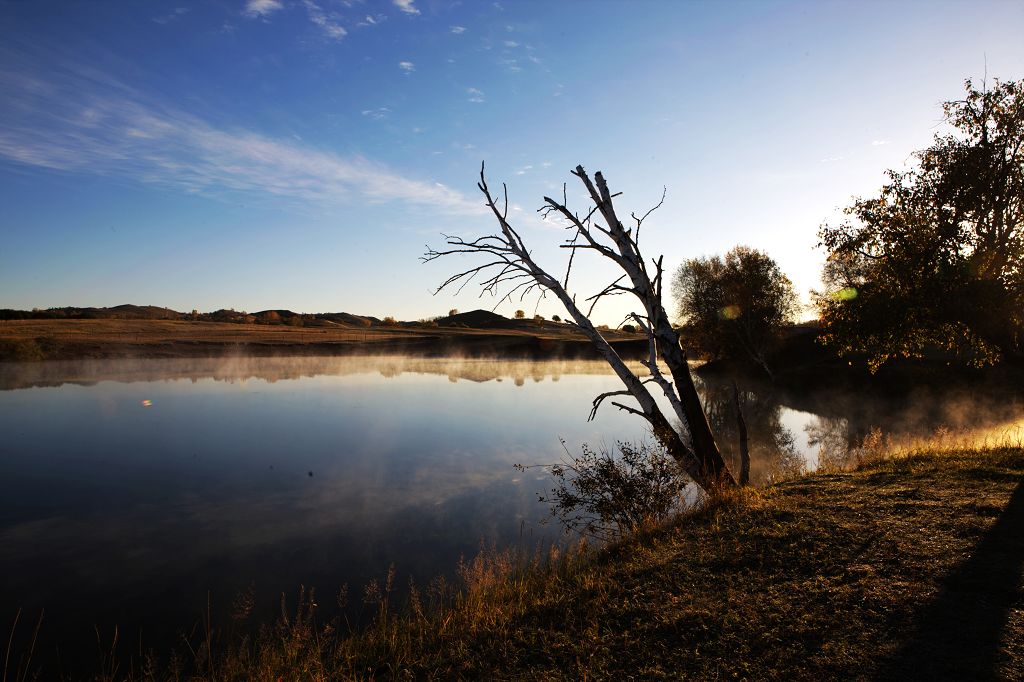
[0,305,184,320]
[438,309,520,329]
[319,312,380,327]
[0,305,579,333]
[107,304,182,319]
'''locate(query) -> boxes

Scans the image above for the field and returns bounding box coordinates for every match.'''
[0,317,644,362]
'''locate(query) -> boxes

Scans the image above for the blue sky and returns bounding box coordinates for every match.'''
[1,0,1022,323]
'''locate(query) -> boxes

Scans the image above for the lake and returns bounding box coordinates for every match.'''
[1,355,1021,670]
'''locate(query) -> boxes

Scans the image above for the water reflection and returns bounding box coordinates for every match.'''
[0,356,646,391]
[0,356,1021,670]
[0,356,656,669]
[698,377,802,483]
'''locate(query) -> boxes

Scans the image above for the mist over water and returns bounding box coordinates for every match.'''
[1,355,1021,668]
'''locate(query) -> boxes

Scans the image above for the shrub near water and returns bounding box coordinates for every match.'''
[519,440,689,542]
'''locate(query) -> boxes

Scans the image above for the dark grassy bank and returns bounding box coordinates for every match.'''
[0,317,647,362]
[12,446,1022,680]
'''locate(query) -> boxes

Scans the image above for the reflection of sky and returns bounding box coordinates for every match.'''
[0,357,654,664]
[2,356,1022,667]
[779,407,822,468]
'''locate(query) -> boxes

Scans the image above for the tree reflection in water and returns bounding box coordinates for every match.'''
[695,374,801,483]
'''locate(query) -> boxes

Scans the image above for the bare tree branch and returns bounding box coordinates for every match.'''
[424,162,736,491]
[631,186,667,246]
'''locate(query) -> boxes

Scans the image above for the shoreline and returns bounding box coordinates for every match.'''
[9,446,1022,678]
[0,318,648,363]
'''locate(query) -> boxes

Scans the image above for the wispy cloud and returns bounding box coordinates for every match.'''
[450,25,466,34]
[153,7,189,24]
[871,139,890,146]
[503,40,518,48]
[303,0,347,39]
[361,107,391,120]
[393,0,420,15]
[398,60,415,73]
[498,58,522,73]
[243,0,283,18]
[467,87,484,103]
[0,63,481,215]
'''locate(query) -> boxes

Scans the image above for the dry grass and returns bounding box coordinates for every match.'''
[14,444,1021,680]
[0,319,642,362]
[0,319,417,347]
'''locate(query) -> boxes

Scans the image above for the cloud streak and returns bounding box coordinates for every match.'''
[393,0,420,15]
[0,63,481,215]
[243,0,283,18]
[303,1,347,39]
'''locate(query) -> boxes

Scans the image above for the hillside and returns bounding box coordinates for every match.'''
[0,308,646,362]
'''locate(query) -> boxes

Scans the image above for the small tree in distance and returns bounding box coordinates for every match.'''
[424,163,735,492]
[672,246,799,377]
[514,309,525,319]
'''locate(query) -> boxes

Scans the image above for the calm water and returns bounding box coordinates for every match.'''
[1,356,1021,669]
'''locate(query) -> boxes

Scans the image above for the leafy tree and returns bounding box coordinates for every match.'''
[448,308,459,317]
[818,78,1023,371]
[672,246,798,375]
[514,309,525,319]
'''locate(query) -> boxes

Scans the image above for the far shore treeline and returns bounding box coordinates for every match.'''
[0,304,378,326]
[0,305,558,329]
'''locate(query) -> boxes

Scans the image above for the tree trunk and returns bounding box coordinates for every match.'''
[733,381,750,486]
[654,321,735,487]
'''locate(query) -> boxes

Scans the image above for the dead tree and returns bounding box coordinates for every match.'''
[424,164,735,492]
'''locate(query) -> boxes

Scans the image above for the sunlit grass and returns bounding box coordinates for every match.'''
[9,443,1024,679]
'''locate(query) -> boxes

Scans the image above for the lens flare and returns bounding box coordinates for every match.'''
[141,399,153,407]
[718,305,742,320]
[832,287,858,302]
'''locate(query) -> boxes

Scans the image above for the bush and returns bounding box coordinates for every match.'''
[382,316,399,326]
[519,440,688,542]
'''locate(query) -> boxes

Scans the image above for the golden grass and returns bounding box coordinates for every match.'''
[0,319,641,362]
[13,444,1021,680]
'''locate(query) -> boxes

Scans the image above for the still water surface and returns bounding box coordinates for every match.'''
[1,355,1021,666]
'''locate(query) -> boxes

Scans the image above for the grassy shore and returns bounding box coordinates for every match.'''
[0,318,645,362]
[23,445,1019,680]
